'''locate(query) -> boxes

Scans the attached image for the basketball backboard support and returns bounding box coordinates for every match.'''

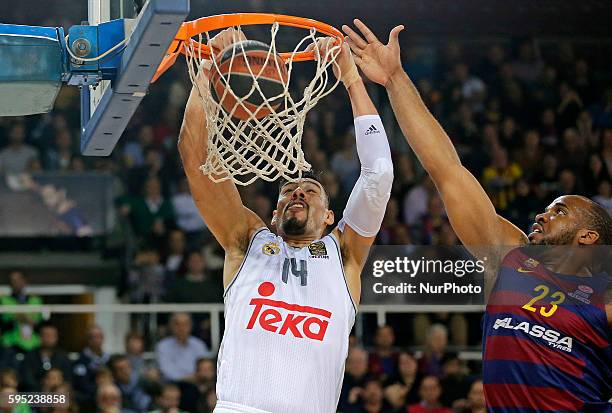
[80,0,188,155]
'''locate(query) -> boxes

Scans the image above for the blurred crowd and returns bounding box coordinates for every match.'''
[0,301,482,413]
[1,33,612,412]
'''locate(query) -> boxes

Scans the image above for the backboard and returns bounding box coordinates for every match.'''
[80,0,188,155]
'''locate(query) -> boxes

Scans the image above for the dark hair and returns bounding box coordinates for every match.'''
[277,170,329,206]
[582,200,612,245]
[125,330,143,344]
[36,321,57,334]
[196,357,216,369]
[107,354,128,374]
[177,249,205,276]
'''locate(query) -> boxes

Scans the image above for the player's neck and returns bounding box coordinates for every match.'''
[281,234,320,248]
[535,247,595,276]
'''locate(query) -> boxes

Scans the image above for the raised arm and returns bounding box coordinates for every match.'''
[179,29,265,258]
[343,20,527,250]
[312,39,394,303]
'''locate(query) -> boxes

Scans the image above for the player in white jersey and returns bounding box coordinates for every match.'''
[178,29,394,413]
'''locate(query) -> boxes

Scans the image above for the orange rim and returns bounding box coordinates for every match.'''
[152,13,344,83]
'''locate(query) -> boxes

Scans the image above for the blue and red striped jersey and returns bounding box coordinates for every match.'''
[482,248,612,413]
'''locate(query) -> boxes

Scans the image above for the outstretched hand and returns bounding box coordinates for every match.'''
[306,37,359,87]
[342,19,404,87]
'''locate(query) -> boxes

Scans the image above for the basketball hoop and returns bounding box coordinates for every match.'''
[154,13,344,186]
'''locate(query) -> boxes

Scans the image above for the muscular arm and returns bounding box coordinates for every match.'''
[385,71,527,249]
[179,83,263,250]
[343,20,527,254]
[322,41,393,304]
[335,78,380,278]
[179,30,265,287]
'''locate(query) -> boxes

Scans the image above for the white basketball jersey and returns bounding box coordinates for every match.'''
[215,228,356,413]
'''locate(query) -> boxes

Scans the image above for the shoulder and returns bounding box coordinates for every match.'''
[155,337,174,350]
[188,336,208,351]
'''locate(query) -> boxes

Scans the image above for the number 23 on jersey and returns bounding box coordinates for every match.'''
[522,284,566,317]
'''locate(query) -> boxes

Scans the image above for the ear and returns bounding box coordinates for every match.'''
[271,209,278,226]
[324,209,335,226]
[577,229,600,245]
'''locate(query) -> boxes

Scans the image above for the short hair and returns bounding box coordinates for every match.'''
[160,383,180,395]
[125,330,143,343]
[107,354,128,374]
[37,321,57,334]
[581,200,612,245]
[277,170,329,206]
[196,357,215,369]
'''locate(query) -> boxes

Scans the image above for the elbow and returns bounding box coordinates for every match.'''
[363,157,393,208]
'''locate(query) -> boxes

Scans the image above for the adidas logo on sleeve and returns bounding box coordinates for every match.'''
[365,124,380,135]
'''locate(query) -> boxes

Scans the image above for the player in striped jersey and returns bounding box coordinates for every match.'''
[343,19,612,412]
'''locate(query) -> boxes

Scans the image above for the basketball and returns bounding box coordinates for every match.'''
[209,40,288,121]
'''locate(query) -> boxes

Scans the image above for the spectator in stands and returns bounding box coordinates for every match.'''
[339,347,370,412]
[344,378,394,413]
[407,376,452,413]
[155,313,209,383]
[584,153,610,196]
[391,154,417,200]
[506,179,540,233]
[439,353,471,407]
[0,123,39,175]
[0,271,43,352]
[368,326,399,381]
[44,128,75,171]
[119,176,175,246]
[41,367,64,393]
[108,354,151,413]
[403,176,435,228]
[125,332,148,384]
[558,128,587,174]
[123,125,154,169]
[171,179,207,248]
[418,324,448,378]
[180,358,216,413]
[162,230,187,276]
[128,247,165,304]
[0,368,18,389]
[48,383,79,413]
[481,147,522,211]
[513,130,543,177]
[593,179,612,214]
[73,325,110,411]
[22,322,72,391]
[38,370,68,413]
[377,198,410,245]
[96,366,114,387]
[420,195,447,245]
[165,251,222,304]
[452,380,485,413]
[149,383,185,413]
[385,352,422,405]
[96,383,136,413]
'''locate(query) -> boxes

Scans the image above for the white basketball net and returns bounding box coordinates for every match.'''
[185,23,341,186]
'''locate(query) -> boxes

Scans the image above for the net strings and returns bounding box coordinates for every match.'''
[185,23,341,186]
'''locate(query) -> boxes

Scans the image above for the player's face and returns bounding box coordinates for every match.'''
[528,195,594,245]
[274,179,333,237]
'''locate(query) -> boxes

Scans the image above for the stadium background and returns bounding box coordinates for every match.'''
[1,0,611,412]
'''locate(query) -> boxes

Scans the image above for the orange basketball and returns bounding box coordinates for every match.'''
[210,40,288,121]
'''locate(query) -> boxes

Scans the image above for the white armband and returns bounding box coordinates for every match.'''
[338,115,393,237]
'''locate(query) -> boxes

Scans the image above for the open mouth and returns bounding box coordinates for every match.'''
[528,223,543,238]
[286,200,307,213]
